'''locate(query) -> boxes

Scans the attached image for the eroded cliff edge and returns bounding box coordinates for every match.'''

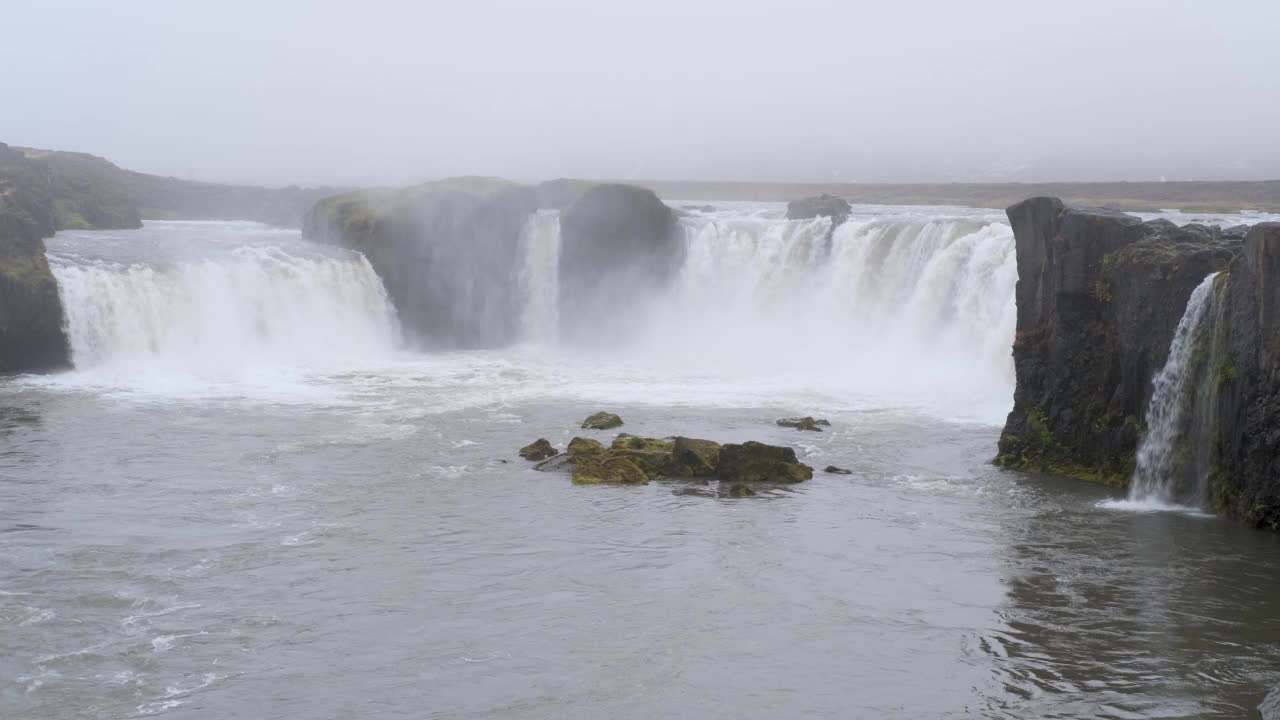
[303,179,679,348]
[994,197,1241,485]
[0,145,71,372]
[1213,222,1280,527]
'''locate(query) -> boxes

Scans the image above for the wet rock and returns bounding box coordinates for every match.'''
[518,438,558,461]
[724,483,756,497]
[606,435,674,476]
[567,436,606,460]
[776,416,830,432]
[533,453,573,472]
[572,456,650,485]
[669,437,721,477]
[786,194,851,225]
[581,411,624,430]
[717,441,813,484]
[609,434,671,451]
[824,465,853,475]
[558,184,681,344]
[303,178,539,349]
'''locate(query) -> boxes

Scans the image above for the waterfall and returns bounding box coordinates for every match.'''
[512,207,1019,419]
[517,211,561,344]
[1127,273,1220,506]
[49,243,400,374]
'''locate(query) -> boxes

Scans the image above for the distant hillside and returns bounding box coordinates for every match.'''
[633,179,1280,213]
[7,145,343,230]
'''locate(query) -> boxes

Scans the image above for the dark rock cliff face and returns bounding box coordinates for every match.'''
[304,179,539,348]
[786,194,851,225]
[557,184,680,344]
[995,197,1240,485]
[1212,222,1280,528]
[0,146,70,373]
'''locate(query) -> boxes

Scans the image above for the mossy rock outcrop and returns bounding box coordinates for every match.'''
[777,416,830,432]
[670,437,721,477]
[572,456,650,485]
[582,412,624,430]
[718,441,813,484]
[518,438,558,461]
[527,426,809,489]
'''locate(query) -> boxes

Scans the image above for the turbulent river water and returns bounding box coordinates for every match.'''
[4,208,1280,719]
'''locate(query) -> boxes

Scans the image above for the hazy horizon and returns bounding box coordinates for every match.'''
[4,0,1278,187]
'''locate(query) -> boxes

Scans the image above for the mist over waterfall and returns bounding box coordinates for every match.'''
[1127,272,1221,507]
[46,223,399,376]
[665,212,1017,381]
[511,204,1019,420]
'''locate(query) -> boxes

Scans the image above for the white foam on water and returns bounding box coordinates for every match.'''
[1097,497,1215,518]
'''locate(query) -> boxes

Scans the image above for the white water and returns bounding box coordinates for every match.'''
[1124,272,1219,506]
[45,222,400,389]
[36,210,1020,421]
[592,205,1019,422]
[518,210,561,343]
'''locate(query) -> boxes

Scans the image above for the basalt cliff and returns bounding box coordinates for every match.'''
[996,197,1280,528]
[303,179,680,349]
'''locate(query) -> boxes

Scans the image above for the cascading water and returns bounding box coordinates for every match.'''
[1127,272,1220,507]
[46,223,400,376]
[509,204,1019,421]
[517,210,561,344]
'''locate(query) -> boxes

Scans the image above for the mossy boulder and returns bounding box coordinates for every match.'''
[724,483,757,497]
[777,416,830,432]
[607,434,675,475]
[572,456,650,485]
[518,438,558,461]
[669,437,721,477]
[566,436,606,460]
[718,442,813,484]
[609,434,670,451]
[581,412,624,430]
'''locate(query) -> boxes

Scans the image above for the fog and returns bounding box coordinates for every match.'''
[3,0,1278,186]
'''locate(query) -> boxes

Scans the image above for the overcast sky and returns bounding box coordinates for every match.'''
[3,0,1278,186]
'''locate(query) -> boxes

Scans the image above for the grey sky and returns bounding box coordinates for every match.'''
[3,0,1278,186]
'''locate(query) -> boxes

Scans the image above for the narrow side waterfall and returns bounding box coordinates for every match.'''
[517,210,561,344]
[1128,272,1220,506]
[49,243,399,373]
